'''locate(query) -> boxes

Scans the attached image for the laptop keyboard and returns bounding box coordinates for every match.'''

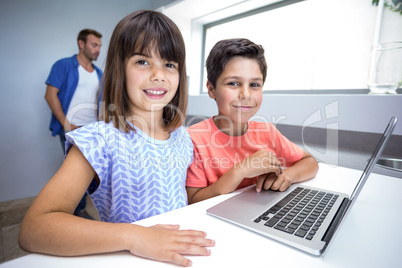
[254,187,339,240]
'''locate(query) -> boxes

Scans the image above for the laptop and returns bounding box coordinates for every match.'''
[206,116,398,256]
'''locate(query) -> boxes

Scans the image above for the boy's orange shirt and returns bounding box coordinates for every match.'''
[186,117,304,189]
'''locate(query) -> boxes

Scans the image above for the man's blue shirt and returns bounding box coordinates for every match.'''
[45,54,103,136]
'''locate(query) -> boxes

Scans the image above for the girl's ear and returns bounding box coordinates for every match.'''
[207,81,216,99]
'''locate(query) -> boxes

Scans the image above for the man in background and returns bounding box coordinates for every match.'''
[44,29,103,220]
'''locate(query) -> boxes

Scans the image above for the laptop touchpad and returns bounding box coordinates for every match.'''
[234,187,286,206]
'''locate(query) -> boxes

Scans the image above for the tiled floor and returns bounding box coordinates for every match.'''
[0,195,100,264]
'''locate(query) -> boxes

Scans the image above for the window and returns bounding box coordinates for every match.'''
[201,0,396,93]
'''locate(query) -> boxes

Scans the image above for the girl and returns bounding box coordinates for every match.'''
[19,10,214,267]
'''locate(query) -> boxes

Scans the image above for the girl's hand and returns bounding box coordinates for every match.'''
[128,224,215,267]
[255,171,293,192]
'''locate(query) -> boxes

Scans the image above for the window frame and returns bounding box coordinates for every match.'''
[199,0,401,95]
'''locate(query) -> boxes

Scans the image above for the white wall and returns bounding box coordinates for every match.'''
[0,0,176,202]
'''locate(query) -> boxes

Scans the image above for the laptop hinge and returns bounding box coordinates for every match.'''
[322,198,351,243]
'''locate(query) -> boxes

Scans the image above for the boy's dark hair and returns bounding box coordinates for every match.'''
[77,29,102,44]
[100,10,188,133]
[206,38,267,87]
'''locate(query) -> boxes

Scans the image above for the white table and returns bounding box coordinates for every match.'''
[2,163,402,268]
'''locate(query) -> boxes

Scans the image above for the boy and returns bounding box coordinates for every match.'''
[186,38,318,204]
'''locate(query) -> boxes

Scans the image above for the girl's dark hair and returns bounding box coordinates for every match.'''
[206,38,267,88]
[100,10,187,133]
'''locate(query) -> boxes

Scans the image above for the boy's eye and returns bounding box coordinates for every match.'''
[228,82,239,86]
[251,82,261,88]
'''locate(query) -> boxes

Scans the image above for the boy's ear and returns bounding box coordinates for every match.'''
[206,81,216,99]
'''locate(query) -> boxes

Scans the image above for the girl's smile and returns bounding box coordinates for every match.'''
[143,87,168,99]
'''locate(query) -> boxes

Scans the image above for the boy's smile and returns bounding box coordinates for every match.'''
[208,56,263,135]
[233,104,253,111]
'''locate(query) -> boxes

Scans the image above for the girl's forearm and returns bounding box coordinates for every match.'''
[19,212,135,256]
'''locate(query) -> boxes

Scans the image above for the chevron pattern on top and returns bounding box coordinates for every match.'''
[66,121,193,223]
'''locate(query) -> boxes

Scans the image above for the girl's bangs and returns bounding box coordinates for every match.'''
[129,22,183,64]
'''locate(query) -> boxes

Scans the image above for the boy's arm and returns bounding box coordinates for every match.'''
[19,146,214,266]
[255,151,318,192]
[187,150,318,204]
[187,167,245,204]
[187,150,282,204]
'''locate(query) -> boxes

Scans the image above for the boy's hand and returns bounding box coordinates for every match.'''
[235,150,282,179]
[255,171,293,192]
[128,224,215,267]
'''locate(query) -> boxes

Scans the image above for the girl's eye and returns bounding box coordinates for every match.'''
[136,60,148,65]
[166,63,177,69]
